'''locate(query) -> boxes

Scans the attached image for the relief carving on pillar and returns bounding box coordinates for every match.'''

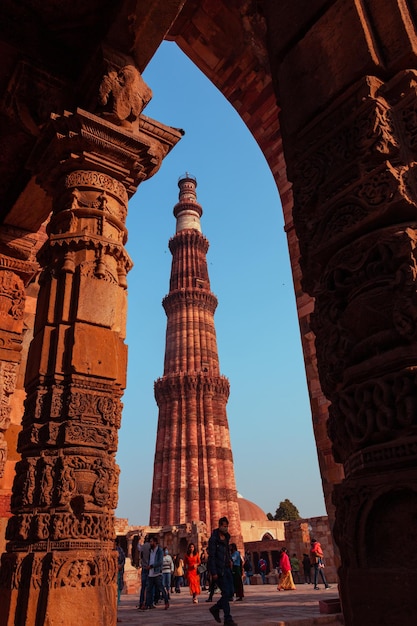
[19,420,119,455]
[311,227,415,393]
[328,370,417,464]
[0,553,37,591]
[0,551,116,590]
[292,97,396,202]
[310,226,417,463]
[22,385,121,429]
[288,72,417,477]
[0,270,25,325]
[0,361,19,477]
[65,171,128,205]
[78,260,119,285]
[6,510,115,543]
[67,388,122,428]
[43,169,133,292]
[98,65,152,128]
[11,451,119,513]
[393,71,417,153]
[291,73,417,287]
[51,553,117,589]
[62,170,128,223]
[0,436,7,479]
[289,77,406,293]
[333,471,417,573]
[63,422,118,452]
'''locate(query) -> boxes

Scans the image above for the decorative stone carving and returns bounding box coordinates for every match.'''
[155,372,230,402]
[285,67,417,626]
[0,550,116,592]
[0,436,7,480]
[0,270,25,323]
[0,361,19,477]
[98,65,152,127]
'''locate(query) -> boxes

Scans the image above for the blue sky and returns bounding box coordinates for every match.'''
[115,41,327,524]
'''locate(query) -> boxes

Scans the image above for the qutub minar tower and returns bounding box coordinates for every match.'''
[150,174,243,544]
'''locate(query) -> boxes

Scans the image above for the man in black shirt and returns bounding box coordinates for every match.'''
[207,517,237,626]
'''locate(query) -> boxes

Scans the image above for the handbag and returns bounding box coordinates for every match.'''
[197,564,207,574]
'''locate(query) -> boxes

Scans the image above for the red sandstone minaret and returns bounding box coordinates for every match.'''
[151,174,242,543]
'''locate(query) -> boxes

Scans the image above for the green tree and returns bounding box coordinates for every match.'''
[266,512,274,521]
[273,499,300,521]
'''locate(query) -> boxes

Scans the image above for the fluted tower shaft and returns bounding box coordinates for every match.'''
[150,175,242,542]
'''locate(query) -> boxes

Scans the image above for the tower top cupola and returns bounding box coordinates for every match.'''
[173,173,203,233]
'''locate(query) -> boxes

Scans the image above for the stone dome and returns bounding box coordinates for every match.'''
[237,493,268,522]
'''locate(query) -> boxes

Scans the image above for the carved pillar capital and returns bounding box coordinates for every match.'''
[29,107,182,198]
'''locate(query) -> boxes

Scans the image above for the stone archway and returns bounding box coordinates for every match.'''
[166,1,343,524]
[0,2,417,625]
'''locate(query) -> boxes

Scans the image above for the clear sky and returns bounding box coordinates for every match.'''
[115,41,327,524]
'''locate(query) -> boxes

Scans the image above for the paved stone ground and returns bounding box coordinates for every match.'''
[117,585,344,626]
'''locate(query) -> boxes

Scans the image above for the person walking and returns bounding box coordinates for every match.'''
[243,552,253,585]
[184,542,201,604]
[199,548,208,590]
[207,516,238,626]
[310,538,331,590]
[115,537,125,606]
[230,543,244,600]
[143,535,170,610]
[173,554,184,593]
[138,534,150,610]
[162,547,174,600]
[277,548,296,590]
[258,557,267,583]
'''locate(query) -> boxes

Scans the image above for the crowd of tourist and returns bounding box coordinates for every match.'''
[116,522,332,625]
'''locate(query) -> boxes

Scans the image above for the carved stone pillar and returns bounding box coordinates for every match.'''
[0,79,182,624]
[288,71,417,625]
[262,1,417,621]
[0,264,25,478]
[0,232,41,553]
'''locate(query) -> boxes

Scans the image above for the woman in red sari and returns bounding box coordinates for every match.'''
[184,543,201,603]
[277,547,296,591]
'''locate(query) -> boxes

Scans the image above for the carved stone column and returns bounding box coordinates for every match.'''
[289,71,417,625]
[0,232,41,552]
[0,263,25,478]
[262,1,417,622]
[0,80,182,624]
